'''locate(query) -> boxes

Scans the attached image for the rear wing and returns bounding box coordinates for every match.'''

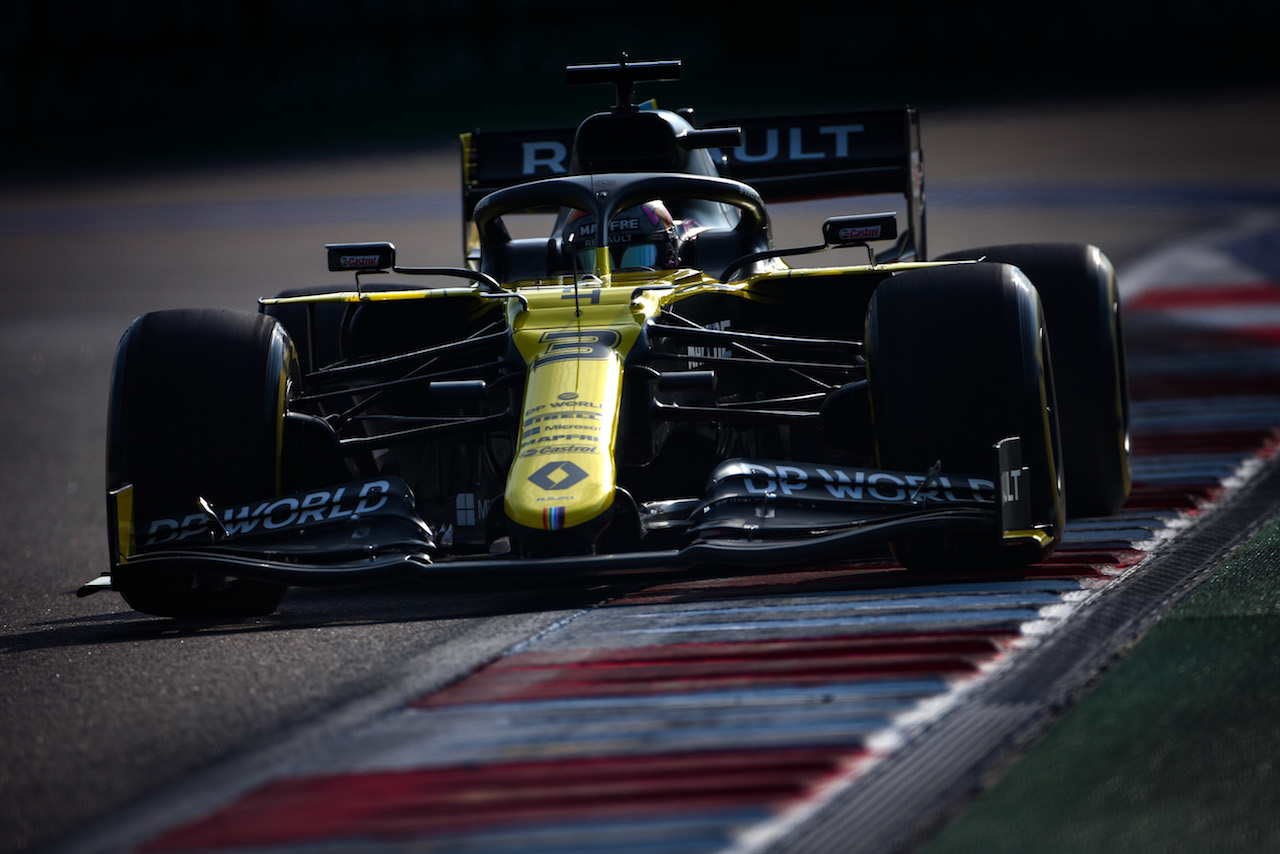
[460,128,575,264]
[712,109,924,261]
[460,106,925,263]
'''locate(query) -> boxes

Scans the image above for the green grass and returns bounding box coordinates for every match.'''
[921,519,1280,854]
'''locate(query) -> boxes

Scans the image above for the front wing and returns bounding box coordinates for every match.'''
[81,441,1038,597]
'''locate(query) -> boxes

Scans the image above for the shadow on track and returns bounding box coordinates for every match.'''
[5,579,633,655]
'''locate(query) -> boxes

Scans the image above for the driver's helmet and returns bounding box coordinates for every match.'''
[562,201,679,271]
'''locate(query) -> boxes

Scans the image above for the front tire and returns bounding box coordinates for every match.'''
[866,262,1065,570]
[937,243,1130,517]
[106,309,296,618]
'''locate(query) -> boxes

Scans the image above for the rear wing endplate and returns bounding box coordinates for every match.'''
[460,107,925,263]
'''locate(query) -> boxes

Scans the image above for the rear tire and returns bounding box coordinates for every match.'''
[937,243,1130,517]
[866,262,1064,570]
[106,309,296,618]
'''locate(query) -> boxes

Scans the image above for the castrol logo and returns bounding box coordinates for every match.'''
[839,225,881,241]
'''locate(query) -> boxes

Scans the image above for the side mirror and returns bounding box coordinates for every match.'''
[326,242,396,273]
[822,213,898,247]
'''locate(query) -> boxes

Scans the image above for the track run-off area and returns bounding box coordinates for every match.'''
[3,90,1279,853]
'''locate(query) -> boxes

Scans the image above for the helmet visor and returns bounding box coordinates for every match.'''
[563,202,677,272]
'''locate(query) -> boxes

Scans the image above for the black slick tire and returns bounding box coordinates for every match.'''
[106,309,296,618]
[865,262,1065,570]
[936,243,1130,517]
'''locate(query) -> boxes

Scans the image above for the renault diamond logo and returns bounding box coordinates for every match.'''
[529,461,589,491]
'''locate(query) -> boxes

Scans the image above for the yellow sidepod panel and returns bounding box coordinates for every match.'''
[505,283,646,533]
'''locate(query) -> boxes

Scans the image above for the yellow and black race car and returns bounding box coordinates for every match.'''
[81,57,1130,618]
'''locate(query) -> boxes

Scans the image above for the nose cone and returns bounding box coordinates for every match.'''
[504,350,622,533]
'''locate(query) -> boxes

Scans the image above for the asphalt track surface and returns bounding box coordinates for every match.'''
[3,88,1279,853]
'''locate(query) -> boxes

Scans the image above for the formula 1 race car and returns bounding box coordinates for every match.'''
[81,57,1130,618]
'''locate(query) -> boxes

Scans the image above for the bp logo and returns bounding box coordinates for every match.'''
[529,460,589,490]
